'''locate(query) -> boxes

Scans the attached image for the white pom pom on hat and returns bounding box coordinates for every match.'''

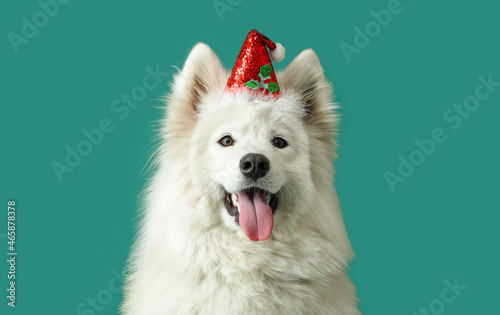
[270,42,285,63]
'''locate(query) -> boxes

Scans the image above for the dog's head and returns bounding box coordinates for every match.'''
[164,43,337,241]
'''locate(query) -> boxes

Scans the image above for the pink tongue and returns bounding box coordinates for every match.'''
[238,190,274,241]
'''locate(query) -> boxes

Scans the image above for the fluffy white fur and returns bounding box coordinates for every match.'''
[121,43,360,314]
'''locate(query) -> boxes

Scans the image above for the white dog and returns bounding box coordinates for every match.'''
[121,38,360,314]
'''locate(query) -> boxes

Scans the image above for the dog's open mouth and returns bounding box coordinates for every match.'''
[224,188,278,241]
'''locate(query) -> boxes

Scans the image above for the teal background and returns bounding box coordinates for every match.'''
[1,0,499,314]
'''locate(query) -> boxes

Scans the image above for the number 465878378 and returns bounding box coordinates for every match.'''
[7,200,16,251]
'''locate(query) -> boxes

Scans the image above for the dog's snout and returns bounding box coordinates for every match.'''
[240,153,270,181]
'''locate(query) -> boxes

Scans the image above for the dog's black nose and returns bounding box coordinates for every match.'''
[240,153,270,181]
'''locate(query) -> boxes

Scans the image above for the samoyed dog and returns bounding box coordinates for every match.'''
[121,42,360,314]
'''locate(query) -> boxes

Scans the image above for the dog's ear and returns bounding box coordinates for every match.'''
[170,43,226,112]
[163,43,226,152]
[278,49,334,124]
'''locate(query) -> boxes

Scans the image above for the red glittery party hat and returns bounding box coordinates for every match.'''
[225,29,285,95]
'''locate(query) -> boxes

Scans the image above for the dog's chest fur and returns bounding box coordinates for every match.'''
[125,204,357,314]
[133,221,355,315]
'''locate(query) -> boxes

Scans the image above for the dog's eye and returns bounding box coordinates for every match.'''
[219,135,234,147]
[272,137,288,149]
